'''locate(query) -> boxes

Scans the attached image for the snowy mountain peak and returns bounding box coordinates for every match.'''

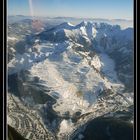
[57,22,75,30]
[76,21,94,28]
[78,21,88,26]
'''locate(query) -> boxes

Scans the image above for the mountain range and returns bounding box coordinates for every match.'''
[8,20,134,139]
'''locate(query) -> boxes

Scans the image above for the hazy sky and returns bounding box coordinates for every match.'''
[8,0,133,20]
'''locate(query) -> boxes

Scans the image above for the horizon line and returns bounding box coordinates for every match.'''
[8,15,133,21]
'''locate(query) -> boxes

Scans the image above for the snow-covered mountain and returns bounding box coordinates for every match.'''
[8,21,133,90]
[8,21,133,139]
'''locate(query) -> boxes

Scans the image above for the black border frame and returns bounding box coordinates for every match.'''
[1,0,4,139]
[2,0,137,140]
[3,0,7,139]
[134,0,137,140]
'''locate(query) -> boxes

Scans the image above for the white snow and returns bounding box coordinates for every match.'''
[29,59,89,114]
[58,119,74,135]
[8,36,17,41]
[9,47,16,53]
[35,39,40,43]
[90,55,102,71]
[56,22,75,31]
[99,53,118,82]
[7,116,13,125]
[80,26,87,36]
[92,27,97,38]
